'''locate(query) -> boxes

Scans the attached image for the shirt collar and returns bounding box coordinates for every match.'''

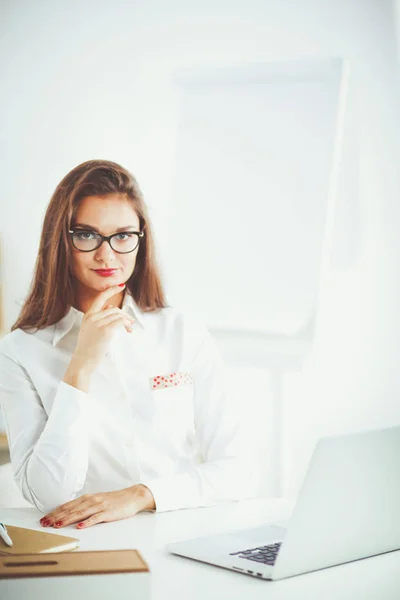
[52,291,145,347]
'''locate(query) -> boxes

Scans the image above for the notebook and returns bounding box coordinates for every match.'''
[0,550,151,600]
[0,548,149,578]
[0,524,79,555]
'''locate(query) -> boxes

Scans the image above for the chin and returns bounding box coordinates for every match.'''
[82,276,110,291]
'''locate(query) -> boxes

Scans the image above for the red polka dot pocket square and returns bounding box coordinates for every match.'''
[150,372,193,390]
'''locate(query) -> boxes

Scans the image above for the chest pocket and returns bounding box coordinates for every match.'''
[152,381,195,437]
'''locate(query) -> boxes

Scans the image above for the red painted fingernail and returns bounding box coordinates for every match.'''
[55,521,63,527]
[42,520,50,526]
[118,283,125,287]
[77,522,85,528]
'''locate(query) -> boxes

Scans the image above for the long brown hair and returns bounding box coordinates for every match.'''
[11,159,167,333]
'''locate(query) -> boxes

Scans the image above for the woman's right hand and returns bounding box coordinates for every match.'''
[71,284,135,374]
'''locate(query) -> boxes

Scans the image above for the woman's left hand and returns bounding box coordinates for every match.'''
[39,484,156,529]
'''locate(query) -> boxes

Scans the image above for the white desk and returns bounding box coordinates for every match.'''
[1,497,399,600]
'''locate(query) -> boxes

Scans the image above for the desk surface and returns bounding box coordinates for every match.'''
[1,497,399,600]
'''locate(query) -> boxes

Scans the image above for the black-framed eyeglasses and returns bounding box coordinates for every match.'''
[69,229,144,254]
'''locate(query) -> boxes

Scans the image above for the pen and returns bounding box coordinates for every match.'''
[0,522,13,547]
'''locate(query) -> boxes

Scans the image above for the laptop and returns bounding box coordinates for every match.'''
[166,425,400,580]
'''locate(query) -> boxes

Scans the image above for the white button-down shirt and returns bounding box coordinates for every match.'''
[0,292,259,513]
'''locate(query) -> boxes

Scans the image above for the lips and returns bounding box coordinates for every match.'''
[94,269,118,276]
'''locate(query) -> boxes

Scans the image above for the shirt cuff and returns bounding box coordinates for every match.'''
[46,380,89,436]
[140,472,200,512]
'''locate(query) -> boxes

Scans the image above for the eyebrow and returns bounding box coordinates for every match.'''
[73,223,139,233]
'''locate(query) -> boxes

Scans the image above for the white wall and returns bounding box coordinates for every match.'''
[0,0,399,497]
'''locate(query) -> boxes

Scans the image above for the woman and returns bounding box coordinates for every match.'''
[0,159,259,530]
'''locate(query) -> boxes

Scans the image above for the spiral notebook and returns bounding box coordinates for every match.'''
[0,524,79,555]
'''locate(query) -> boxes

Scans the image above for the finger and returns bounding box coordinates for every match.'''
[42,505,90,527]
[87,284,126,315]
[41,496,93,526]
[97,314,133,330]
[41,498,82,524]
[96,311,134,334]
[76,512,106,529]
[53,504,100,528]
[91,307,134,324]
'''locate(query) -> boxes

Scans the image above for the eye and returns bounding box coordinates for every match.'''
[75,230,96,240]
[115,233,134,240]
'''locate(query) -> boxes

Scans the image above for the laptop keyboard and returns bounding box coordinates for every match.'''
[229,542,282,566]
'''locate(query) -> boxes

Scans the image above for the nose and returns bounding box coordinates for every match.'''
[94,239,116,262]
